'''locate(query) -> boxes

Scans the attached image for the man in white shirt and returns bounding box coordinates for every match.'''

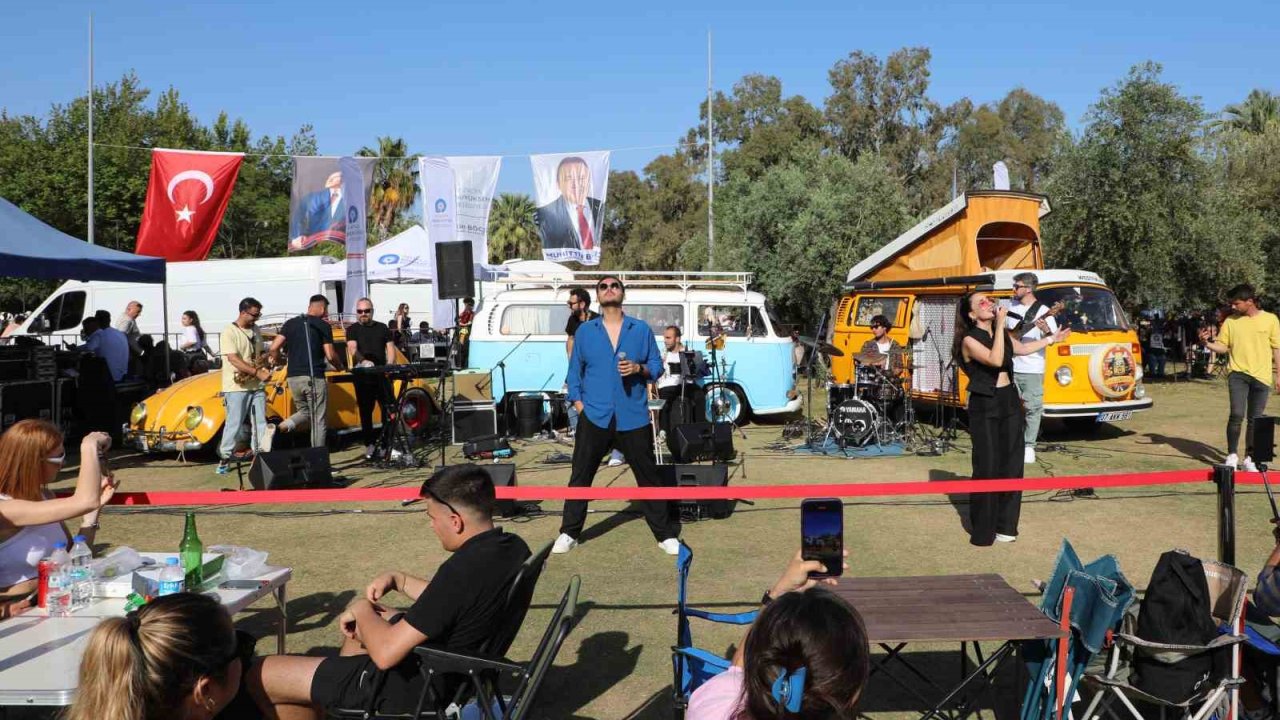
[1005,272,1058,464]
[114,300,144,358]
[652,326,706,438]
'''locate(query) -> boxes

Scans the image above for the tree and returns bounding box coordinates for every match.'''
[487,193,540,263]
[602,152,708,271]
[357,136,419,241]
[1211,89,1280,135]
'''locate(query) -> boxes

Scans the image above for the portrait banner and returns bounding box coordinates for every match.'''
[445,156,502,266]
[339,156,368,316]
[530,150,610,266]
[288,156,374,252]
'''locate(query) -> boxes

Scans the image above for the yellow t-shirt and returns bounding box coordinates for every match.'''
[1219,310,1280,386]
[220,323,264,393]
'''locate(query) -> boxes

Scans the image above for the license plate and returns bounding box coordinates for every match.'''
[1096,411,1133,423]
[139,435,149,452]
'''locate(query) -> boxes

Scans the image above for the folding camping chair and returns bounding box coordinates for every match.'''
[671,540,759,719]
[1081,558,1247,720]
[1022,539,1136,720]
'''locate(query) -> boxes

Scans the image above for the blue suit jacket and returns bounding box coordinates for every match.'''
[291,189,343,239]
[566,314,663,431]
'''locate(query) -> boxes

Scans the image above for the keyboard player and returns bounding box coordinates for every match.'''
[346,298,397,459]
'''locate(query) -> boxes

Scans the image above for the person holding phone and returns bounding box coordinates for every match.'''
[953,292,1069,546]
[553,275,680,556]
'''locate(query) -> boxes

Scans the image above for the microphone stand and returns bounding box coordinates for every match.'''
[492,333,533,437]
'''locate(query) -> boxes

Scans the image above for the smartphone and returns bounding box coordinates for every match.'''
[219,579,269,590]
[801,498,844,578]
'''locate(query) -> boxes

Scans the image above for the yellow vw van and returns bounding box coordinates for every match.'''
[830,191,1151,429]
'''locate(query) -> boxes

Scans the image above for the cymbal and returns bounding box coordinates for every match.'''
[814,342,844,357]
[852,351,886,364]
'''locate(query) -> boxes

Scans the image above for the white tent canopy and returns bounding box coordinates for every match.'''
[320,225,434,283]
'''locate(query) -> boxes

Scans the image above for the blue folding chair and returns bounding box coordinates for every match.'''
[671,540,759,719]
[1022,538,1136,720]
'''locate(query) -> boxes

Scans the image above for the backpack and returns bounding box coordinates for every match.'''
[1129,549,1228,703]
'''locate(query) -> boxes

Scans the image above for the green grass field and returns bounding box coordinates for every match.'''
[67,377,1279,718]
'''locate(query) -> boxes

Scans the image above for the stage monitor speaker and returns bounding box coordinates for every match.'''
[482,463,519,517]
[1254,416,1276,464]
[249,447,334,490]
[452,402,497,444]
[659,463,733,520]
[435,241,475,300]
[672,422,734,463]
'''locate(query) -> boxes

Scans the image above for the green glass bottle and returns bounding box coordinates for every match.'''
[179,512,204,586]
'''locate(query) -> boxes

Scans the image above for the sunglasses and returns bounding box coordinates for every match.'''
[422,488,460,517]
[597,282,622,291]
[246,311,262,319]
[356,308,373,315]
[46,453,66,465]
[1013,284,1028,291]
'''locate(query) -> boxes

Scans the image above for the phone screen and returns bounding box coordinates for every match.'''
[801,498,844,578]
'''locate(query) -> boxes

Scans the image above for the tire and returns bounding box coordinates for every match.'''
[704,384,749,426]
[398,387,433,437]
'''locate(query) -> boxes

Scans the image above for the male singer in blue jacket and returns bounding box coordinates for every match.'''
[553,275,681,555]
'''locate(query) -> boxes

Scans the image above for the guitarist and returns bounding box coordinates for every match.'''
[216,297,274,475]
[1004,273,1062,465]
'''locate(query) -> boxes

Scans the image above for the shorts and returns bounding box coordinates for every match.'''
[311,655,429,714]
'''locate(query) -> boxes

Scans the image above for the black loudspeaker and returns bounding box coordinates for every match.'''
[1254,416,1277,464]
[659,464,733,521]
[249,447,334,489]
[482,463,518,517]
[452,402,497,444]
[672,422,734,463]
[435,241,475,300]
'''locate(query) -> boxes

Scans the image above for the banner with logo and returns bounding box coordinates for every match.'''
[135,149,244,261]
[288,156,375,252]
[420,157,459,331]
[445,156,501,266]
[530,150,610,266]
[339,156,369,316]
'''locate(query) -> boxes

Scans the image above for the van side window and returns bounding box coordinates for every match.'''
[625,304,683,336]
[851,297,905,327]
[500,304,572,335]
[697,306,767,337]
[34,291,87,332]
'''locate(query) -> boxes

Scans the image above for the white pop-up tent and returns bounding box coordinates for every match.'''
[320,225,434,283]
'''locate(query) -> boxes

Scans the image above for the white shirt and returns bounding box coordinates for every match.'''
[657,350,684,390]
[876,339,892,354]
[1005,300,1057,375]
[181,325,205,352]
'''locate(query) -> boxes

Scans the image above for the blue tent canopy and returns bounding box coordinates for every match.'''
[0,197,166,284]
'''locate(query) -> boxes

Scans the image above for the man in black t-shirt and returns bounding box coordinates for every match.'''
[248,464,532,716]
[268,294,344,448]
[345,297,397,458]
[564,287,598,438]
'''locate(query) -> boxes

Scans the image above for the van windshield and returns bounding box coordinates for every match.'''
[1035,286,1131,333]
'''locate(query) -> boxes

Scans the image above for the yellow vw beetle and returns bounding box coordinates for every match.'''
[123,317,439,454]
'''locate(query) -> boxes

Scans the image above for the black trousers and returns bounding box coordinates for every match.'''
[560,415,680,542]
[353,375,394,447]
[967,385,1024,546]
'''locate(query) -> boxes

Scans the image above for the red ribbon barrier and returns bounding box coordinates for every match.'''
[88,468,1246,507]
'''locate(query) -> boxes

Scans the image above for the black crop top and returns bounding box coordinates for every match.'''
[961,326,1013,397]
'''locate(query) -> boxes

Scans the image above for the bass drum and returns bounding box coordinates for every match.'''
[834,398,879,447]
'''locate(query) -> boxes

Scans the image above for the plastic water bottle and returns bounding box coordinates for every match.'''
[68,535,93,610]
[47,542,72,616]
[158,558,184,596]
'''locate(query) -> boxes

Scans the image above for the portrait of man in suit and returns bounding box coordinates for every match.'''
[535,156,604,252]
[289,171,346,251]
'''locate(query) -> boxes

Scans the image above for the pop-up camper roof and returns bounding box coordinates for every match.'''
[845,190,1050,284]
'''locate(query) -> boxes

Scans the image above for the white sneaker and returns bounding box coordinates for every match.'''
[1024,446,1036,464]
[608,454,625,467]
[260,424,277,452]
[658,538,681,555]
[364,445,375,460]
[995,533,1017,543]
[1242,456,1259,472]
[1225,453,1240,469]
[551,533,578,554]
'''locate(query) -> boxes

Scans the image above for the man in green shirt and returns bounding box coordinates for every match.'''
[1200,284,1280,471]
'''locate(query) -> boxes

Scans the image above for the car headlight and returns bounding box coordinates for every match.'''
[184,406,204,431]
[1134,383,1147,400]
[130,402,147,425]
[1055,366,1073,386]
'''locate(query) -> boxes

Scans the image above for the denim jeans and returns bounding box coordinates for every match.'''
[219,390,267,460]
[1014,373,1044,448]
[1227,371,1271,456]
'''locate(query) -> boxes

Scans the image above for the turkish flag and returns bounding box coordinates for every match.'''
[135,149,244,261]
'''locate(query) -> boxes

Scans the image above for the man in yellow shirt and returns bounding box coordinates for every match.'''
[216,297,275,475]
[1200,284,1280,471]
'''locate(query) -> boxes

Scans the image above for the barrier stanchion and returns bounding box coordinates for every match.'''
[1214,463,1236,566]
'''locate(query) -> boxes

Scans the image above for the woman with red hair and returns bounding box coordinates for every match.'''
[0,421,115,618]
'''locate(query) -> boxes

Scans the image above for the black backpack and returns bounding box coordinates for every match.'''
[1130,550,1228,702]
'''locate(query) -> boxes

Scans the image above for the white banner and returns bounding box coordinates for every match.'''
[531,150,610,266]
[339,156,368,316]
[445,155,502,266]
[420,156,459,331]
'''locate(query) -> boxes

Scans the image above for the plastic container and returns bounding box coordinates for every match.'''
[157,558,184,596]
[47,542,71,616]
[68,535,93,610]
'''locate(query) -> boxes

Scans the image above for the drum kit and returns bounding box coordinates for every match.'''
[807,342,914,450]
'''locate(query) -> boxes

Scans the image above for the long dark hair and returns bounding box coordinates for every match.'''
[952,292,980,369]
[183,310,205,345]
[734,587,870,720]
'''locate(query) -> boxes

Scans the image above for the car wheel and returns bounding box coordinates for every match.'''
[705,384,749,426]
[399,388,433,437]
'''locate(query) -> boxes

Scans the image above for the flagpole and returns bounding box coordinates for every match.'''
[87,12,94,245]
[706,29,714,270]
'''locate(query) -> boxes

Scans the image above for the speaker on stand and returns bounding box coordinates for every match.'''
[248,447,336,490]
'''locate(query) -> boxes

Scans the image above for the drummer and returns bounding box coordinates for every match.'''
[858,315,904,372]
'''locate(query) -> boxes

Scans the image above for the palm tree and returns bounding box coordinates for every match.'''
[357,136,419,240]
[1211,89,1280,134]
[487,193,541,263]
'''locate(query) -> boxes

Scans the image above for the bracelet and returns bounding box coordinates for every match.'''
[80,522,100,530]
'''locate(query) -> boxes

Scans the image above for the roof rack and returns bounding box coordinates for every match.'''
[492,267,754,294]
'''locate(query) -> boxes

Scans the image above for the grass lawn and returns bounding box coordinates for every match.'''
[64,376,1278,718]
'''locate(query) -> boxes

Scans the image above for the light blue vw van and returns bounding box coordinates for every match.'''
[467,263,802,424]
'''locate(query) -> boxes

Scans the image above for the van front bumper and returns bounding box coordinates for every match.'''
[1043,397,1154,418]
[122,427,204,453]
[752,396,804,417]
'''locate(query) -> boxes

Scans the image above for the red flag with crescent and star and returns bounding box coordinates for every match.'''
[135,149,244,261]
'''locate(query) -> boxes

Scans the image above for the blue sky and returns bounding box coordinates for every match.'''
[2,0,1275,195]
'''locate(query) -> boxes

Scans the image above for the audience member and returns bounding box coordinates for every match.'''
[248,464,531,718]
[0,422,115,619]
[115,300,144,358]
[80,313,130,382]
[686,551,870,720]
[64,593,248,720]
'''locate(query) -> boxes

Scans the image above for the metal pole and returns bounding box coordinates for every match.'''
[162,282,171,384]
[706,29,714,271]
[1214,463,1235,566]
[87,13,94,245]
